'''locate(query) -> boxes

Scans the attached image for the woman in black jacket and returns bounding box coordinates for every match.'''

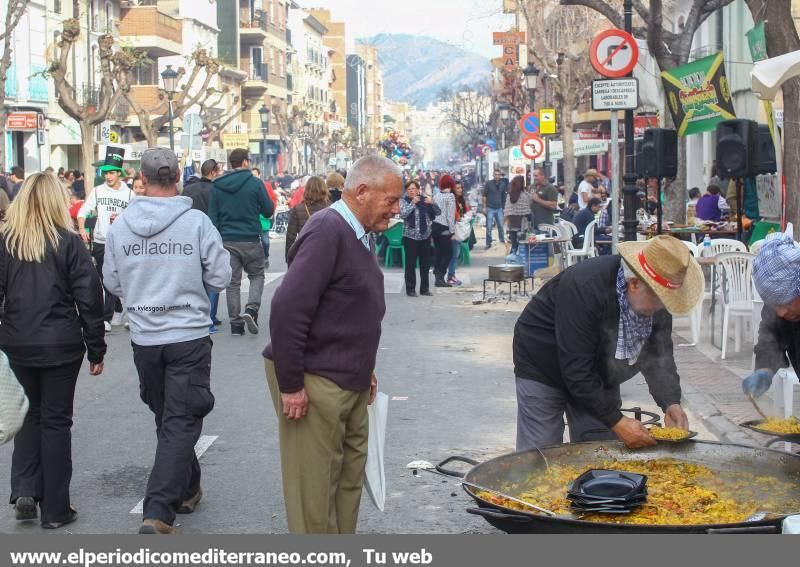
[0,173,106,529]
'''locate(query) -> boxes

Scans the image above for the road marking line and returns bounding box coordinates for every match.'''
[130,435,218,514]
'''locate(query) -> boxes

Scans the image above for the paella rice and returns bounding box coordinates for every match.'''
[648,427,691,441]
[475,458,800,525]
[752,416,800,436]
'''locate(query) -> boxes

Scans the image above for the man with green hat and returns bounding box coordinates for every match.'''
[78,146,135,332]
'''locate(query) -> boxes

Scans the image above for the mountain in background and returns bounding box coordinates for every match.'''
[357,34,493,108]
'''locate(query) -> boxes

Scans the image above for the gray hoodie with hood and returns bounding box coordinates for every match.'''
[103,195,232,346]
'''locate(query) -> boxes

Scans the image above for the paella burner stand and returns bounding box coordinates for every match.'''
[482,278,529,302]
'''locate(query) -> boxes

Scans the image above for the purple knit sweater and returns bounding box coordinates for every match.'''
[264,208,385,393]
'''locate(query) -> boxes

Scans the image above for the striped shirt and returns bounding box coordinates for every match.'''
[433,192,456,233]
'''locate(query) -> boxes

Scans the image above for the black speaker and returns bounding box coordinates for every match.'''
[716,119,758,177]
[756,123,777,175]
[637,128,677,178]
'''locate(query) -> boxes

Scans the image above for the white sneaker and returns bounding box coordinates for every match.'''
[111,312,123,326]
[104,321,112,332]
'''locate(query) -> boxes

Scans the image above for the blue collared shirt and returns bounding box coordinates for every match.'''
[331,199,371,251]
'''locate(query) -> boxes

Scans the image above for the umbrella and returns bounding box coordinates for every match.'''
[751,49,800,101]
[364,392,388,511]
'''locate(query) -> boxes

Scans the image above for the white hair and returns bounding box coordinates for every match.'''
[343,155,402,193]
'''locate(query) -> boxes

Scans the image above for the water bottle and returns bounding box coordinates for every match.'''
[702,235,711,257]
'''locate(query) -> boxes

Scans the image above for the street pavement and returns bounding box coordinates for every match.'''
[0,232,793,534]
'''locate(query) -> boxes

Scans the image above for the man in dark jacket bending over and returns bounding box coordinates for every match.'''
[513,235,703,450]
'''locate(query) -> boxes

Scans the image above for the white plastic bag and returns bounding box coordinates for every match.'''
[364,392,388,512]
[0,350,28,445]
[454,220,471,242]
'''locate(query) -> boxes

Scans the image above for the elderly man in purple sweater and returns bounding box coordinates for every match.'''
[263,155,402,533]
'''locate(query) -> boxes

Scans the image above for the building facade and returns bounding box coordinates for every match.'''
[355,42,384,145]
[346,53,367,151]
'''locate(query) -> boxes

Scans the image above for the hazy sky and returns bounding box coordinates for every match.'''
[304,0,514,58]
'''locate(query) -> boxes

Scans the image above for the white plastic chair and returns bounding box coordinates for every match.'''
[707,238,748,312]
[679,241,701,346]
[559,220,578,240]
[709,238,748,255]
[567,220,597,266]
[749,239,766,256]
[715,252,755,359]
[537,223,558,237]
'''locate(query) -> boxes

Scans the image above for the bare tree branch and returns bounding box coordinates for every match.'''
[559,0,623,28]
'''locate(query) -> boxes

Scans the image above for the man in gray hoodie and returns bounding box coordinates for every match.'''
[103,148,232,535]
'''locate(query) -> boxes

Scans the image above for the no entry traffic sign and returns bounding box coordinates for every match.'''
[519,112,539,135]
[520,136,545,160]
[589,29,639,78]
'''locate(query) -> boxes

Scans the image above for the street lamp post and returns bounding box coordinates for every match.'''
[258,104,270,177]
[303,121,310,175]
[160,65,178,151]
[523,62,541,175]
[622,0,639,243]
[497,103,511,149]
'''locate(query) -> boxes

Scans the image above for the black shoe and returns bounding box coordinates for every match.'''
[435,279,452,288]
[231,321,245,336]
[242,308,259,334]
[41,507,77,530]
[420,290,433,296]
[406,290,418,297]
[212,317,222,326]
[14,497,37,521]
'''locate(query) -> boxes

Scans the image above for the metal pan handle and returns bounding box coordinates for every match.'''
[435,456,479,478]
[706,525,780,534]
[466,507,534,524]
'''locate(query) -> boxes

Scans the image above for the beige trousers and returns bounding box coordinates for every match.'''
[265,359,369,534]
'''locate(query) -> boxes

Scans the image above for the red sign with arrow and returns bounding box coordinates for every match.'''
[589,29,639,78]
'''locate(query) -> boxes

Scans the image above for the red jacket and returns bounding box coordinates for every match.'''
[264,182,278,208]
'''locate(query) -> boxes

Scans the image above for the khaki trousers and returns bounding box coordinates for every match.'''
[265,360,369,534]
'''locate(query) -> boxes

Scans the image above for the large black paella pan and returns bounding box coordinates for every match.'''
[436,441,800,534]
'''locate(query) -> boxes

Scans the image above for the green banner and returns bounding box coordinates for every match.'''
[660,53,736,136]
[746,21,768,62]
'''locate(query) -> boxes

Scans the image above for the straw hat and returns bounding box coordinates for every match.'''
[618,235,704,316]
[584,169,599,180]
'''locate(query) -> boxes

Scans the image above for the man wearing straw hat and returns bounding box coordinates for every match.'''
[513,235,704,450]
[743,234,800,399]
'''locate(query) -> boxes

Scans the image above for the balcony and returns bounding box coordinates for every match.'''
[243,63,269,95]
[240,11,268,42]
[119,6,182,57]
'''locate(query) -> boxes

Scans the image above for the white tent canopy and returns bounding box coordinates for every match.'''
[751,49,800,100]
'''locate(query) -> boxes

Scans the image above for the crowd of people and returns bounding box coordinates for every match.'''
[3,147,791,539]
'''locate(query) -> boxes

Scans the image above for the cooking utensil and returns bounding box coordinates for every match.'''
[747,394,768,420]
[648,426,699,443]
[487,264,525,283]
[740,418,800,443]
[442,441,800,534]
[406,460,558,517]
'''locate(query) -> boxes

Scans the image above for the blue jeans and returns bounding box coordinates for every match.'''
[485,208,505,245]
[208,291,219,323]
[260,231,270,261]
[447,239,461,279]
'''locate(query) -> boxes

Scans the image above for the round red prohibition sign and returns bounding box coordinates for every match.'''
[520,136,545,160]
[589,28,639,78]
